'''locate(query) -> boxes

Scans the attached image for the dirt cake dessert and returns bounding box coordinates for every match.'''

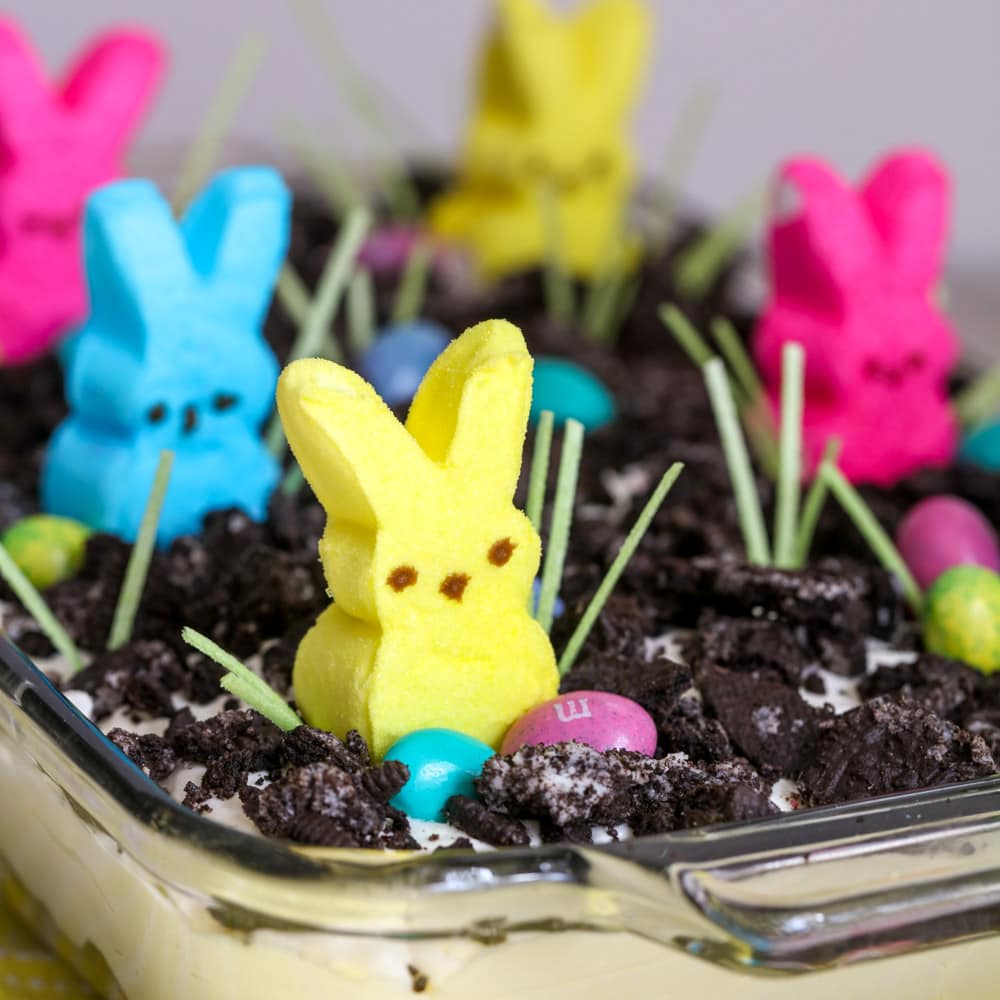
[2,181,998,848]
[2,2,1000,997]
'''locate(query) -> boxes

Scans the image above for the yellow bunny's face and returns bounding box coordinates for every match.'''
[276,320,560,753]
[429,0,651,277]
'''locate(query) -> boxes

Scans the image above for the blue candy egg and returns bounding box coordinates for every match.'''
[384,727,495,821]
[530,357,616,430]
[960,421,1000,470]
[531,577,565,619]
[360,320,451,407]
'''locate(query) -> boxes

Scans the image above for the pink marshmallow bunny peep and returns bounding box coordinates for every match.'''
[752,149,959,486]
[0,19,164,364]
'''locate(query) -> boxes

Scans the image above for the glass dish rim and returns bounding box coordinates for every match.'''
[5,631,1000,883]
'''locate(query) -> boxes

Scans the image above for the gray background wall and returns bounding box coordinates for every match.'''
[9,0,999,356]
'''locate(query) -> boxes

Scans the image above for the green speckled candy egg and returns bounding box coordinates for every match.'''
[923,565,1000,673]
[1,515,92,590]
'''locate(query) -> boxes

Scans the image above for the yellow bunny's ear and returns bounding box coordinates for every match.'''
[575,0,651,121]
[277,358,431,527]
[496,0,568,115]
[406,319,532,504]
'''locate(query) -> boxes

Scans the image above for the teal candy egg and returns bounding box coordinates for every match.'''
[530,357,616,430]
[1,514,92,590]
[385,728,495,821]
[960,421,1000,470]
[923,565,1000,674]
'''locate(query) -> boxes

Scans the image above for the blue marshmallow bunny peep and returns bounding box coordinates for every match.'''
[42,167,290,545]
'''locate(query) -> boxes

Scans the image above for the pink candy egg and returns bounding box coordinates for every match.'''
[501,691,657,757]
[896,494,1000,590]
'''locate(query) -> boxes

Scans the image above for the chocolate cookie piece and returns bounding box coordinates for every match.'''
[860,653,982,722]
[685,611,810,686]
[799,699,997,807]
[657,557,894,675]
[699,665,821,776]
[241,761,416,849]
[72,639,187,721]
[443,796,531,847]
[108,729,177,782]
[658,695,733,762]
[478,742,772,839]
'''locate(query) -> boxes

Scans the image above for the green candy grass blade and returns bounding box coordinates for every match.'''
[709,316,764,404]
[182,626,301,732]
[172,32,267,212]
[281,464,305,497]
[773,343,805,568]
[347,268,377,353]
[536,419,584,632]
[277,115,363,216]
[559,462,684,676]
[954,359,1000,429]
[275,262,311,329]
[0,543,83,674]
[675,183,766,300]
[820,461,924,617]
[658,303,714,369]
[287,0,421,218]
[703,358,771,565]
[653,82,720,250]
[526,410,555,534]
[538,184,575,325]
[107,451,175,651]
[391,242,432,325]
[266,205,373,456]
[794,436,841,567]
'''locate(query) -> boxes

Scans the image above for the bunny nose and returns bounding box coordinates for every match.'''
[182,405,199,434]
[439,573,470,602]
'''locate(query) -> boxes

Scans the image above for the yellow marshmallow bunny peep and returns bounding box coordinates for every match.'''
[429,0,651,278]
[276,320,558,757]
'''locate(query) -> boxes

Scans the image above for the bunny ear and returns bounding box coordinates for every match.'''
[181,167,291,328]
[406,319,532,504]
[768,157,880,314]
[0,19,50,151]
[860,149,949,291]
[497,0,566,113]
[277,358,431,527]
[60,29,164,150]
[84,179,191,353]
[574,0,651,120]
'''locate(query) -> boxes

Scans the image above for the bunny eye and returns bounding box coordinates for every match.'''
[147,402,168,424]
[387,565,418,592]
[20,209,79,239]
[488,538,516,566]
[213,393,239,412]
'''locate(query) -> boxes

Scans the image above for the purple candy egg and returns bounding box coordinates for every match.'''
[501,691,657,757]
[896,494,1000,590]
[357,224,426,277]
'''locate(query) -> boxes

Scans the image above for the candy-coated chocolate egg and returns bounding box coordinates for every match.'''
[1,514,92,590]
[530,358,616,430]
[360,321,451,408]
[960,421,1000,471]
[531,577,564,619]
[501,690,657,756]
[357,224,425,277]
[385,728,495,821]
[896,494,1000,590]
[923,565,1000,674]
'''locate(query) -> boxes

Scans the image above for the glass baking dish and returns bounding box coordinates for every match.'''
[2,634,1000,1000]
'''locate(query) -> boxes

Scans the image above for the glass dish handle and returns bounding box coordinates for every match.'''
[664,811,1000,971]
